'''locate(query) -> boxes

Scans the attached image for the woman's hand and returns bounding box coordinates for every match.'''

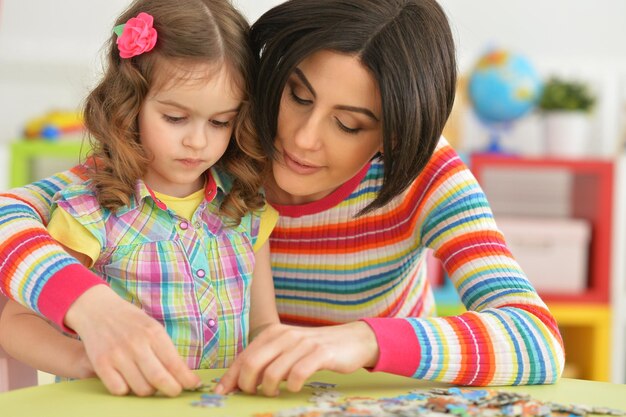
[215,321,379,396]
[64,285,201,397]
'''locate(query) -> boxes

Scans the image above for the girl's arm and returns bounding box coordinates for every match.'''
[248,241,280,341]
[0,300,95,379]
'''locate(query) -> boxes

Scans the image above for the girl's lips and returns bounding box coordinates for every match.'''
[177,158,204,167]
[282,151,322,175]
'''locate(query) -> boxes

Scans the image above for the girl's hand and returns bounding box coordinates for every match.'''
[69,341,97,380]
[215,322,379,396]
[64,285,201,397]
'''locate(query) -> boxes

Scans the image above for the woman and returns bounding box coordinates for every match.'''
[0,0,564,397]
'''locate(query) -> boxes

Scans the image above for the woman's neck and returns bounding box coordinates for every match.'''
[263,175,333,206]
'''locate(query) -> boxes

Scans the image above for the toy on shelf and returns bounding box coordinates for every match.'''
[23,110,85,141]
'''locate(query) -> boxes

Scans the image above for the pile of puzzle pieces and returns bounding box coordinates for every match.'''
[190,380,626,417]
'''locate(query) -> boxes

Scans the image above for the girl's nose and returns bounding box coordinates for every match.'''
[182,124,208,149]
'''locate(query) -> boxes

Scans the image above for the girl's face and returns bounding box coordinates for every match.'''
[269,50,383,205]
[138,65,242,197]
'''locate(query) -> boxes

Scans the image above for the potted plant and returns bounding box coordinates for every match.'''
[539,77,596,157]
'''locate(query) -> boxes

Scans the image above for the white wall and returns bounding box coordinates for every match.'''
[439,0,626,158]
[1,0,625,189]
[439,0,626,72]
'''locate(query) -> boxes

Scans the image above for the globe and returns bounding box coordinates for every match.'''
[468,49,542,124]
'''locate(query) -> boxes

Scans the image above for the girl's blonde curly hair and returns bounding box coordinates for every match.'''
[84,0,265,224]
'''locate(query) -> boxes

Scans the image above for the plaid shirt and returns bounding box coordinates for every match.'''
[52,168,260,369]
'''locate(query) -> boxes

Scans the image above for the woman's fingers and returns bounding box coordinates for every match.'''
[216,324,325,396]
[64,285,198,396]
[214,358,242,395]
[93,361,130,396]
[234,327,289,393]
[111,353,157,397]
[149,329,201,395]
[258,337,318,396]
[216,323,288,394]
[285,344,335,393]
[217,322,380,397]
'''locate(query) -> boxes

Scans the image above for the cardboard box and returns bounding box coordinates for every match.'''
[496,216,591,294]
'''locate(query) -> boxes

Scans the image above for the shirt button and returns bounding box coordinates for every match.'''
[208,318,216,327]
[180,221,189,230]
[196,269,206,278]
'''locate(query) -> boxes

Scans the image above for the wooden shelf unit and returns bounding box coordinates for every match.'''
[467,153,616,382]
[470,154,614,304]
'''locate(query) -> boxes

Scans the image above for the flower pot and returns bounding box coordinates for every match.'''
[543,111,591,158]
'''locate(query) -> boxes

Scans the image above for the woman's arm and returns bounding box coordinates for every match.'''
[216,142,564,395]
[217,229,377,397]
[0,166,103,327]
[45,206,201,397]
[362,144,564,386]
[0,300,95,379]
[0,169,200,396]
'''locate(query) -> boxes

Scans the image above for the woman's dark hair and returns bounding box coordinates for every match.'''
[251,0,456,213]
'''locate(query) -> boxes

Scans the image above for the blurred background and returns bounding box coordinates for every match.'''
[0,0,625,388]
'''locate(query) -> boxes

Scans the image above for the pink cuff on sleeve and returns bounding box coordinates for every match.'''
[360,318,421,377]
[37,263,106,333]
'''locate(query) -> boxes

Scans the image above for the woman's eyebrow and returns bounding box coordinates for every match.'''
[293,67,316,98]
[293,68,379,122]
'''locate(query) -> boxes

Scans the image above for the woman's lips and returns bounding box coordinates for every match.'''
[282,151,322,175]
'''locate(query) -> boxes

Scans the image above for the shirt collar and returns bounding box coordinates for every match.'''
[116,168,230,216]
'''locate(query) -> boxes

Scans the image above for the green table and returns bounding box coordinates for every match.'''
[1,369,625,417]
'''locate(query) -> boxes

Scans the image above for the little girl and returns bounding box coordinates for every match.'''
[0,0,278,395]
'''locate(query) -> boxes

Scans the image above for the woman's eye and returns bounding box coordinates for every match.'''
[163,115,185,124]
[210,119,232,128]
[289,88,312,105]
[335,118,361,135]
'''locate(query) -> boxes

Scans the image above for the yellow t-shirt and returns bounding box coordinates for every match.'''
[48,191,278,267]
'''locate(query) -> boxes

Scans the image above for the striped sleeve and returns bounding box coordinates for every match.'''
[0,166,104,329]
[363,143,565,385]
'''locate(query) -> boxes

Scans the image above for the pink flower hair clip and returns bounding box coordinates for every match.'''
[113,12,158,59]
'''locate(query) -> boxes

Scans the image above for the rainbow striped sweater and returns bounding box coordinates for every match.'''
[0,139,564,385]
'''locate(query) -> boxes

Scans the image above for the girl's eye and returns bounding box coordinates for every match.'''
[210,119,232,128]
[335,118,361,135]
[289,87,312,105]
[163,115,186,124]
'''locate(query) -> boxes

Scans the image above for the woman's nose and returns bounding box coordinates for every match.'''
[293,113,323,151]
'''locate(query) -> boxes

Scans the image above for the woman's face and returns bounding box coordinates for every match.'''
[269,50,383,205]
